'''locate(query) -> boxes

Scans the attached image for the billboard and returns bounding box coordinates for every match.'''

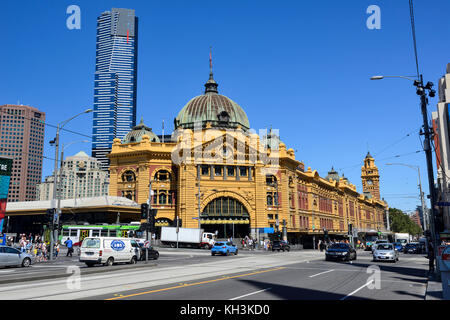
[0,157,13,233]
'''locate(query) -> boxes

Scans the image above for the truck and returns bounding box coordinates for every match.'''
[160,227,215,249]
[394,233,410,247]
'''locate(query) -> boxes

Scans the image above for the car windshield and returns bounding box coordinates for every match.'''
[330,244,349,249]
[406,243,417,248]
[377,244,393,250]
[214,242,226,246]
[82,238,100,248]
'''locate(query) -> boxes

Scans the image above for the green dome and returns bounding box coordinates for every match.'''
[174,72,250,131]
[122,118,160,143]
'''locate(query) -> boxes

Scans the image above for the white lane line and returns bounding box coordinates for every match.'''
[309,269,334,278]
[340,279,374,300]
[229,288,272,300]
[0,270,15,273]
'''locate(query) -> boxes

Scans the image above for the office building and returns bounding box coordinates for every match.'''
[92,8,138,170]
[37,151,109,200]
[0,104,45,202]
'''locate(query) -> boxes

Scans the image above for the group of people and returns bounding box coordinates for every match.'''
[6,233,75,260]
[240,236,273,251]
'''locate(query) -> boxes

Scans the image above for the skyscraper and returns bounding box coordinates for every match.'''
[92,8,138,171]
[0,105,45,202]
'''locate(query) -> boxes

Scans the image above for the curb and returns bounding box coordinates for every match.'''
[0,262,158,286]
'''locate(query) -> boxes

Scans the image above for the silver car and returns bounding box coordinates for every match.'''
[372,243,399,263]
[0,246,33,268]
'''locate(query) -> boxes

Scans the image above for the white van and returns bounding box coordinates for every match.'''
[79,237,140,267]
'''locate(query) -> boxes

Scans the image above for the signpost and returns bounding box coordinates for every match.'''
[0,157,13,234]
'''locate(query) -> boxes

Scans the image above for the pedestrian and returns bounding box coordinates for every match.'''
[318,239,323,252]
[65,237,74,257]
[54,242,60,258]
[26,240,32,254]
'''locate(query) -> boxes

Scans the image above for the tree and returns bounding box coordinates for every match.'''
[389,208,423,237]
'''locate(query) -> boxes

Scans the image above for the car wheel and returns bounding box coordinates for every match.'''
[346,254,351,262]
[325,256,330,261]
[211,252,215,256]
[130,256,137,264]
[226,250,230,256]
[85,262,95,267]
[235,249,238,255]
[153,252,159,260]
[353,253,357,260]
[22,258,31,267]
[286,248,290,252]
[105,257,114,266]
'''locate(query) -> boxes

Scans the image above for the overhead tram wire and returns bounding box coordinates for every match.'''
[0,108,92,140]
[409,0,421,79]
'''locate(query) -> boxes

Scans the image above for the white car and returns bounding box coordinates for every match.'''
[373,243,399,263]
[79,237,141,267]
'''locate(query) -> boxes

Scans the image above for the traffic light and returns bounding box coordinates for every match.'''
[140,203,149,220]
[45,209,55,225]
[324,228,329,241]
[149,213,156,233]
[348,224,353,235]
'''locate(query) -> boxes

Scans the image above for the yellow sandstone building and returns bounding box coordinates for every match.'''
[108,69,388,247]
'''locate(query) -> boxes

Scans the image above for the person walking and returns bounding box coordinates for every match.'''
[65,238,73,257]
[54,242,60,258]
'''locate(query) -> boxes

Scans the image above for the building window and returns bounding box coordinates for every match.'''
[201,165,209,175]
[227,166,235,176]
[155,170,170,182]
[159,192,167,205]
[266,175,277,186]
[122,170,136,182]
[267,194,273,206]
[239,167,247,176]
[214,166,222,176]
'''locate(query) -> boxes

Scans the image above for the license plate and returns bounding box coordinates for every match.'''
[85,252,94,256]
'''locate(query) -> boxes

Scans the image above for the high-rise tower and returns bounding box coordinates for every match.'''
[361,152,380,200]
[92,8,138,171]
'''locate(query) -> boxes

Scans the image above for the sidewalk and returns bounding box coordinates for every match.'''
[425,274,443,300]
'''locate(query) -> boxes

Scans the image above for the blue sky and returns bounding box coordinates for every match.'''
[1,0,450,212]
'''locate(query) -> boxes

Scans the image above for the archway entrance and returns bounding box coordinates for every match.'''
[200,197,250,239]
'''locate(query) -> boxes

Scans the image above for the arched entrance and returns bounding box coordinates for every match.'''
[200,197,250,239]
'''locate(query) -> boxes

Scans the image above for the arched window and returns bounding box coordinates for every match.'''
[203,197,248,217]
[155,170,171,182]
[122,170,136,182]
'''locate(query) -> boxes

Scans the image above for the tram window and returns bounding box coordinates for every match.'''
[92,230,100,237]
[109,230,117,237]
[101,230,108,237]
[62,230,69,237]
[69,230,77,237]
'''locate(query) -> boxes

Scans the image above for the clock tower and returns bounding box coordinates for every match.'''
[361,152,380,200]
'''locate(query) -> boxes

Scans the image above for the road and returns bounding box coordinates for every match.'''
[0,248,429,301]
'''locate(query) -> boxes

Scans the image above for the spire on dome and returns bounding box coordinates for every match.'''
[205,46,219,94]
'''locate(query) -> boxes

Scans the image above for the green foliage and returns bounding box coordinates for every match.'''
[389,208,423,236]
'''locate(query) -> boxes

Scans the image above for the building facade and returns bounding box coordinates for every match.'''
[92,8,138,170]
[108,70,388,245]
[37,151,109,201]
[0,105,45,202]
[432,63,450,234]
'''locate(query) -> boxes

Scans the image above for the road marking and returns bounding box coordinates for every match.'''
[105,267,285,300]
[0,270,15,273]
[229,288,272,300]
[340,279,374,300]
[309,269,334,278]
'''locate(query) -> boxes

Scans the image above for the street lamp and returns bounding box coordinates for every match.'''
[49,108,92,260]
[370,74,440,275]
[386,163,428,231]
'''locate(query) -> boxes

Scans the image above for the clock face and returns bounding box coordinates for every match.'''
[367,180,373,185]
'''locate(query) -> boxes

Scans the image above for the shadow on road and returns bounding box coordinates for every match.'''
[235,279,369,300]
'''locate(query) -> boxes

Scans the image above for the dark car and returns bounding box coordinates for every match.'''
[325,243,357,261]
[139,246,159,260]
[271,240,290,252]
[404,242,421,254]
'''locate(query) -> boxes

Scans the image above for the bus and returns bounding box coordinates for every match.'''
[359,230,379,251]
[59,223,142,246]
